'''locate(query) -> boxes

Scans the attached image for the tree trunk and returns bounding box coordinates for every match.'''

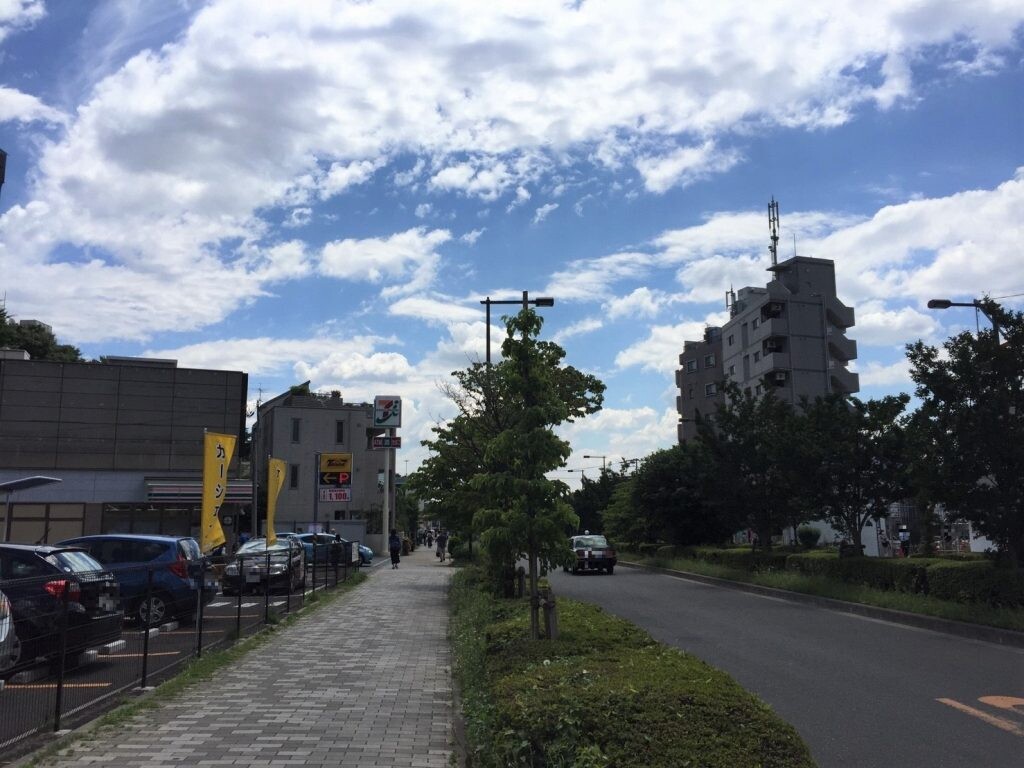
[848,518,864,556]
[527,549,539,640]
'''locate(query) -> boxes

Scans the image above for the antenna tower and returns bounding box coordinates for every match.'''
[768,197,780,267]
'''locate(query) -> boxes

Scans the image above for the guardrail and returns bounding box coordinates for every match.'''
[0,541,361,759]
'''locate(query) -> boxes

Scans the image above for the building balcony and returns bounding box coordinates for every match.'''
[825,295,855,329]
[760,351,791,371]
[827,333,857,362]
[829,365,860,394]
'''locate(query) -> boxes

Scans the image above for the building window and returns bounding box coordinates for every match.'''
[728,365,735,375]
[291,418,301,443]
[686,359,698,373]
[753,351,761,363]
[755,384,763,396]
[688,386,694,400]
[704,354,715,368]
[335,420,345,444]
[704,383,717,397]
[752,318,759,330]
[289,464,300,489]
[727,334,734,346]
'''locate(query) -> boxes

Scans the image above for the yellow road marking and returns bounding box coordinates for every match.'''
[5,682,112,690]
[937,698,1024,737]
[978,696,1024,716]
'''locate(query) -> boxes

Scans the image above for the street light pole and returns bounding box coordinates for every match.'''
[927,298,1000,341]
[583,454,607,471]
[480,292,555,365]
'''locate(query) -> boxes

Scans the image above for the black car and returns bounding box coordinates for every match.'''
[0,544,123,673]
[222,538,305,594]
[565,534,617,574]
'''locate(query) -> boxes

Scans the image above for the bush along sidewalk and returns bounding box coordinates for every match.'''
[450,567,815,768]
[626,547,1024,632]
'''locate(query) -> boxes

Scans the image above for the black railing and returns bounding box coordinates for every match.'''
[0,541,361,758]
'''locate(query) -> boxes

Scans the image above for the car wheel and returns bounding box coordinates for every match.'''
[137,593,170,626]
[606,565,614,575]
[0,633,21,674]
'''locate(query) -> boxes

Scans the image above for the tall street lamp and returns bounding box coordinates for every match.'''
[927,298,1000,340]
[1,476,62,542]
[0,148,7,200]
[480,291,555,365]
[583,454,607,471]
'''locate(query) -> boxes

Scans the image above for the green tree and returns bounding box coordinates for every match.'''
[567,468,620,535]
[697,386,803,552]
[601,478,642,546]
[472,308,604,639]
[0,308,83,362]
[800,394,910,554]
[633,443,736,546]
[906,299,1024,566]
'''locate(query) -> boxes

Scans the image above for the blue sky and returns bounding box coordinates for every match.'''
[1,1,1022,481]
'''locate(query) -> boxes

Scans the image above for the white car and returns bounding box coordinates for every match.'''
[0,590,22,674]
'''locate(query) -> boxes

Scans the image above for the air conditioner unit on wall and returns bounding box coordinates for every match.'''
[773,371,787,383]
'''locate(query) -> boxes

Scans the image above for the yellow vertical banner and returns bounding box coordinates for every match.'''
[266,458,287,546]
[201,431,236,553]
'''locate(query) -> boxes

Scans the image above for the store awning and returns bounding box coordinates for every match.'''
[146,477,252,504]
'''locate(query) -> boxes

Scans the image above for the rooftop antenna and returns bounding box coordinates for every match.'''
[768,197,780,267]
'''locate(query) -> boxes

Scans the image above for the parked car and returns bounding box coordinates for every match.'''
[276,532,336,564]
[222,538,304,594]
[565,534,617,574]
[59,534,216,626]
[0,544,122,673]
[337,538,372,566]
[0,590,21,673]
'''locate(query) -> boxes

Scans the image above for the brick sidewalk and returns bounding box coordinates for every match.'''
[39,546,454,767]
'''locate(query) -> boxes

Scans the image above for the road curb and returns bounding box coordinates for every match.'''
[619,560,1024,649]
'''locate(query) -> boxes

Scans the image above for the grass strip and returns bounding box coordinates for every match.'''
[450,567,815,768]
[628,554,1024,632]
[24,572,367,767]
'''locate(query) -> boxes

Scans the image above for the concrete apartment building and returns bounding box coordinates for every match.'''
[677,255,859,440]
[253,386,394,553]
[0,353,249,543]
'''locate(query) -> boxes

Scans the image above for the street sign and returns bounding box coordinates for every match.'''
[373,395,402,428]
[319,471,352,486]
[319,488,352,502]
[372,436,402,449]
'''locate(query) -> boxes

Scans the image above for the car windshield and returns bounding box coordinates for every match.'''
[573,536,609,548]
[178,538,202,560]
[238,540,292,554]
[46,549,106,573]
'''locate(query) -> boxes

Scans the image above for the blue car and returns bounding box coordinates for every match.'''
[58,535,216,626]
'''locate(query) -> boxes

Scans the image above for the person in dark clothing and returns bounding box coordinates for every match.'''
[436,531,448,562]
[388,529,402,569]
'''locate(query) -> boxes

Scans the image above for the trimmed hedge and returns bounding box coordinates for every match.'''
[926,561,1024,607]
[451,568,815,768]
[633,546,1024,607]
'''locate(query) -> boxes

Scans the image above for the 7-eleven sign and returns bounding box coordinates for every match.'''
[373,396,402,428]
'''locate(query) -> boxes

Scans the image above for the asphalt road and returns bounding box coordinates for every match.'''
[549,564,1024,768]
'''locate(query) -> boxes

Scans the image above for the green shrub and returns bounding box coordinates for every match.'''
[637,543,660,556]
[694,547,789,572]
[925,561,1024,607]
[796,526,821,549]
[656,545,677,559]
[450,569,815,768]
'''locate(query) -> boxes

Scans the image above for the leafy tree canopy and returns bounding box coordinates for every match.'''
[0,308,83,362]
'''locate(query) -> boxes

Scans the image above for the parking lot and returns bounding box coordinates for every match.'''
[0,558,372,759]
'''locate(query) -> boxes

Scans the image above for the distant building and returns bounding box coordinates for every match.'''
[253,386,394,552]
[0,356,249,542]
[677,253,859,440]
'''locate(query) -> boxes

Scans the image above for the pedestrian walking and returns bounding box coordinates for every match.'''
[436,530,448,562]
[427,532,433,548]
[898,525,911,557]
[389,529,402,569]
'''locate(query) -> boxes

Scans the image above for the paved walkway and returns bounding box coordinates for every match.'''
[41,547,455,767]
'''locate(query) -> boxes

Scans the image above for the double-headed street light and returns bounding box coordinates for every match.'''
[583,454,606,471]
[480,291,555,365]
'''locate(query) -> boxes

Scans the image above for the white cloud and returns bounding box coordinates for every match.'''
[283,207,312,228]
[856,359,911,388]
[533,202,558,224]
[545,251,651,301]
[551,316,603,343]
[615,320,713,375]
[605,287,666,320]
[634,140,742,193]
[318,227,451,297]
[319,159,382,199]
[460,227,485,245]
[853,301,940,347]
[388,296,480,324]
[506,185,531,212]
[0,86,65,124]
[414,203,432,219]
[0,0,44,43]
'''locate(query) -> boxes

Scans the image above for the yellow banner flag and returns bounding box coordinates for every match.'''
[201,431,236,553]
[266,458,287,547]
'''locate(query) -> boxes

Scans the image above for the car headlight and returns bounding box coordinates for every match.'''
[269,564,286,574]
[225,564,238,575]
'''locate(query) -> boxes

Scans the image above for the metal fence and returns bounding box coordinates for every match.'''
[0,541,362,759]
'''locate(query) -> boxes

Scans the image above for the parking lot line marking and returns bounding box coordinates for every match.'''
[6,683,112,691]
[241,602,258,607]
[193,614,262,620]
[103,651,181,658]
[937,698,1024,737]
[207,601,231,607]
